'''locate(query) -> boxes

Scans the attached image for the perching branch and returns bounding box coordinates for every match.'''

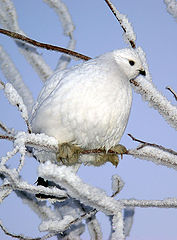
[0,28,91,61]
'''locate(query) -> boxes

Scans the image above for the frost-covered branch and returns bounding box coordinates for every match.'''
[130,77,177,130]
[86,216,103,240]
[111,211,125,240]
[0,45,34,113]
[39,162,123,215]
[121,198,177,208]
[128,134,177,170]
[104,0,136,48]
[0,164,67,200]
[4,82,32,133]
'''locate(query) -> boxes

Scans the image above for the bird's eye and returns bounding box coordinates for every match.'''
[129,60,135,66]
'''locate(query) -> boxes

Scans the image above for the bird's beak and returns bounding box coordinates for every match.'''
[139,69,146,76]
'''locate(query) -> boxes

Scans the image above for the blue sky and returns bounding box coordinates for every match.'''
[0,0,177,239]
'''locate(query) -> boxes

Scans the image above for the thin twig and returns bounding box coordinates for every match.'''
[0,134,15,141]
[121,198,177,208]
[0,121,12,134]
[166,86,177,101]
[0,28,91,61]
[0,221,41,240]
[104,0,136,48]
[128,133,177,156]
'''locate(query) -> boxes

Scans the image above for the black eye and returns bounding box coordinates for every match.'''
[129,60,135,66]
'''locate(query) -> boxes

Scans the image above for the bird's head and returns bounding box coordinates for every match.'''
[113,48,146,80]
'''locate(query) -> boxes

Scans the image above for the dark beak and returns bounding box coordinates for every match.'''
[139,69,146,76]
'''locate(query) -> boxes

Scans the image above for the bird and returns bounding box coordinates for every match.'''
[30,48,146,166]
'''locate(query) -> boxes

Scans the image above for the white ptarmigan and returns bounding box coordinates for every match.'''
[30,48,145,157]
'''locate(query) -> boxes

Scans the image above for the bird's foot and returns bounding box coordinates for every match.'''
[92,152,119,167]
[94,144,127,167]
[109,144,128,155]
[56,143,82,165]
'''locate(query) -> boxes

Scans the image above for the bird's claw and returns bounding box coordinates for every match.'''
[56,143,82,165]
[109,144,128,155]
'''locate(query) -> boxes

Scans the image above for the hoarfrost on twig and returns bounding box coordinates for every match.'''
[130,76,177,130]
[104,0,136,48]
[0,164,67,199]
[39,162,123,215]
[86,215,103,240]
[128,144,177,170]
[0,45,34,113]
[111,211,125,240]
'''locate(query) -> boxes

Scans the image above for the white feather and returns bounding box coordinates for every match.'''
[30,48,145,150]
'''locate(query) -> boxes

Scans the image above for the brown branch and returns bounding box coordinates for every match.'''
[166,86,177,101]
[128,133,177,156]
[0,122,11,134]
[0,28,91,61]
[0,134,15,141]
[104,0,136,49]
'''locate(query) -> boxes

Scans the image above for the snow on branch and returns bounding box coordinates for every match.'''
[0,164,67,200]
[0,45,34,113]
[164,0,177,19]
[128,134,177,170]
[3,82,32,133]
[121,198,177,208]
[129,144,177,170]
[86,216,103,240]
[130,76,177,131]
[39,162,123,215]
[0,120,13,134]
[104,0,136,48]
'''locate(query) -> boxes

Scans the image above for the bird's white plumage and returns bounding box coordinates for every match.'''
[30,48,145,150]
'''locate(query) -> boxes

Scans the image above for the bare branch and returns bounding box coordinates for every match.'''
[0,134,14,141]
[166,86,177,101]
[0,28,91,61]
[0,220,41,240]
[0,121,13,134]
[128,133,177,156]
